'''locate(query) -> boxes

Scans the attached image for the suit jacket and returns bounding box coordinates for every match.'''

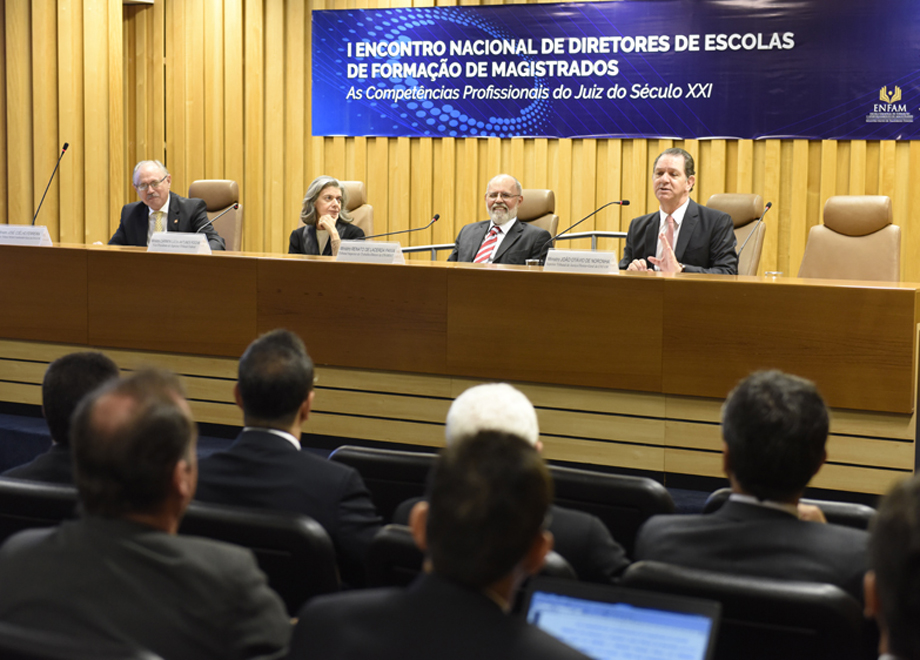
[634,500,869,601]
[618,199,737,274]
[109,192,226,250]
[288,221,365,255]
[1,443,73,484]
[0,517,290,660]
[289,573,590,660]
[448,219,551,265]
[194,430,382,586]
[394,499,629,584]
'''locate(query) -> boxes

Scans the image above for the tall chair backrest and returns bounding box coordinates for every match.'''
[0,478,79,545]
[798,195,899,281]
[622,561,876,660]
[548,465,674,558]
[707,193,765,276]
[702,487,876,530]
[179,501,339,615]
[339,180,374,237]
[328,445,436,522]
[187,180,243,251]
[518,189,559,236]
[0,622,163,660]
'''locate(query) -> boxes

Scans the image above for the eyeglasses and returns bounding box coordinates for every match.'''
[134,174,169,192]
[485,192,520,201]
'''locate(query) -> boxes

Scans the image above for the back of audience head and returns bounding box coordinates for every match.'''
[71,369,195,519]
[867,477,920,660]
[418,430,553,591]
[721,370,828,502]
[237,329,314,427]
[43,352,119,446]
[445,383,539,447]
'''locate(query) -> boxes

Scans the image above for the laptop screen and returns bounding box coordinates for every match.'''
[523,577,721,660]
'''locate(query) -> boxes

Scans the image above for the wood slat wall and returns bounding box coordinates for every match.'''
[2,0,920,280]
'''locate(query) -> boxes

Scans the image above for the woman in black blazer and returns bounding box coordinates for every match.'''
[289,175,365,256]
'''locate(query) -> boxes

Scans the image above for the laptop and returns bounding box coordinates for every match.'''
[521,577,721,660]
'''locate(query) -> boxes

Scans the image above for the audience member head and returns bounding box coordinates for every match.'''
[866,476,920,660]
[42,352,119,446]
[445,383,539,447]
[417,430,553,592]
[300,175,352,226]
[721,370,828,502]
[237,329,314,428]
[71,369,196,520]
[484,174,523,226]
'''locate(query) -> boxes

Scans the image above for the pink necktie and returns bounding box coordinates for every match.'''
[474,226,501,263]
[664,215,676,252]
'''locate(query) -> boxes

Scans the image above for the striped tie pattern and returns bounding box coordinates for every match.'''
[473,225,501,263]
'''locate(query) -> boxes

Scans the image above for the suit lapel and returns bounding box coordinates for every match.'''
[643,214,660,261]
[167,192,180,232]
[492,221,523,262]
[674,200,699,261]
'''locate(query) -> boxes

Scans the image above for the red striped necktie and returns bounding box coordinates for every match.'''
[474,225,501,263]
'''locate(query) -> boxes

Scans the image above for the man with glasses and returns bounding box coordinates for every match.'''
[109,160,225,250]
[447,174,551,265]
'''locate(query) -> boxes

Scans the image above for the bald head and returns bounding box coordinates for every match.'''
[445,383,539,446]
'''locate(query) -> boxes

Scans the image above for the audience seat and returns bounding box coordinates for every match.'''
[707,193,765,276]
[340,181,374,237]
[187,179,243,251]
[0,478,79,545]
[518,189,559,237]
[702,487,876,530]
[622,560,877,660]
[179,501,339,615]
[0,622,162,660]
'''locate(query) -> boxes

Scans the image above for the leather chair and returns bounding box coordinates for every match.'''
[187,180,243,251]
[518,189,559,236]
[702,487,876,530]
[340,180,374,237]
[366,524,576,588]
[707,193,765,276]
[0,478,79,545]
[179,501,339,615]
[622,560,877,660]
[0,622,162,660]
[798,195,899,281]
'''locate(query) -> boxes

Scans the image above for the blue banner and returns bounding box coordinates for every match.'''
[312,0,920,140]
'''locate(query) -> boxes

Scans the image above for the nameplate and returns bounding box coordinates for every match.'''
[336,241,405,264]
[543,249,618,274]
[0,225,53,247]
[147,232,212,255]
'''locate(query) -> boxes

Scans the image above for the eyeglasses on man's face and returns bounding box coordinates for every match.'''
[485,192,520,201]
[134,174,169,192]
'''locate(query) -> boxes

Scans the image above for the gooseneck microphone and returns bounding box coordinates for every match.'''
[359,214,440,240]
[32,143,69,225]
[541,200,630,250]
[737,202,772,258]
[196,203,240,233]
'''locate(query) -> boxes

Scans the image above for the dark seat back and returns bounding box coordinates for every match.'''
[622,561,877,660]
[0,622,162,660]
[179,501,340,616]
[0,478,79,545]
[702,487,876,530]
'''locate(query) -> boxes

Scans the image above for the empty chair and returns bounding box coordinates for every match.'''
[622,560,876,660]
[518,189,559,237]
[188,180,243,251]
[702,487,876,530]
[707,193,765,276]
[0,622,162,660]
[339,181,374,237]
[179,500,339,616]
[798,195,899,281]
[0,478,79,545]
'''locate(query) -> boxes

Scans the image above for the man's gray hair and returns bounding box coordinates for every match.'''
[445,383,539,446]
[132,160,169,183]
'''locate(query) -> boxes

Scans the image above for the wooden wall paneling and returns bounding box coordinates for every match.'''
[203,0,224,178]
[0,1,6,229]
[368,137,389,235]
[699,139,726,206]
[182,0,204,185]
[107,0,124,231]
[735,139,753,193]
[865,140,880,194]
[6,1,32,227]
[350,136,367,193]
[787,139,809,275]
[510,137,525,182]
[124,5,139,170]
[906,142,920,284]
[818,140,837,223]
[410,137,433,248]
[264,0,286,253]
[390,137,411,233]
[760,139,781,273]
[243,0,264,251]
[891,141,911,282]
[83,0,110,240]
[164,0,185,185]
[32,0,59,239]
[434,137,456,248]
[453,137,478,245]
[224,0,244,227]
[57,0,84,243]
[849,139,866,195]
[566,138,594,250]
[285,0,306,247]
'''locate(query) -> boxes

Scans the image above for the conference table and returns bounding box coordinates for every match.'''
[0,243,916,494]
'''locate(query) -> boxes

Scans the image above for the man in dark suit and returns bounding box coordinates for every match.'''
[619,148,737,274]
[108,160,225,250]
[0,370,290,660]
[289,431,590,660]
[194,329,382,586]
[394,383,630,583]
[2,351,119,484]
[635,370,868,601]
[447,174,551,264]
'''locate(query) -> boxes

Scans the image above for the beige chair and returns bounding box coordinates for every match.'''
[798,195,899,282]
[707,193,765,276]
[340,180,374,237]
[188,180,243,251]
[518,189,559,236]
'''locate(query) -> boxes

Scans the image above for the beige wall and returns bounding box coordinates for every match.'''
[4,0,920,279]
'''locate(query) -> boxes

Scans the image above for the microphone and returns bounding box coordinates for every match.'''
[541,200,630,250]
[196,203,240,233]
[737,202,772,258]
[360,213,440,240]
[32,142,69,225]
